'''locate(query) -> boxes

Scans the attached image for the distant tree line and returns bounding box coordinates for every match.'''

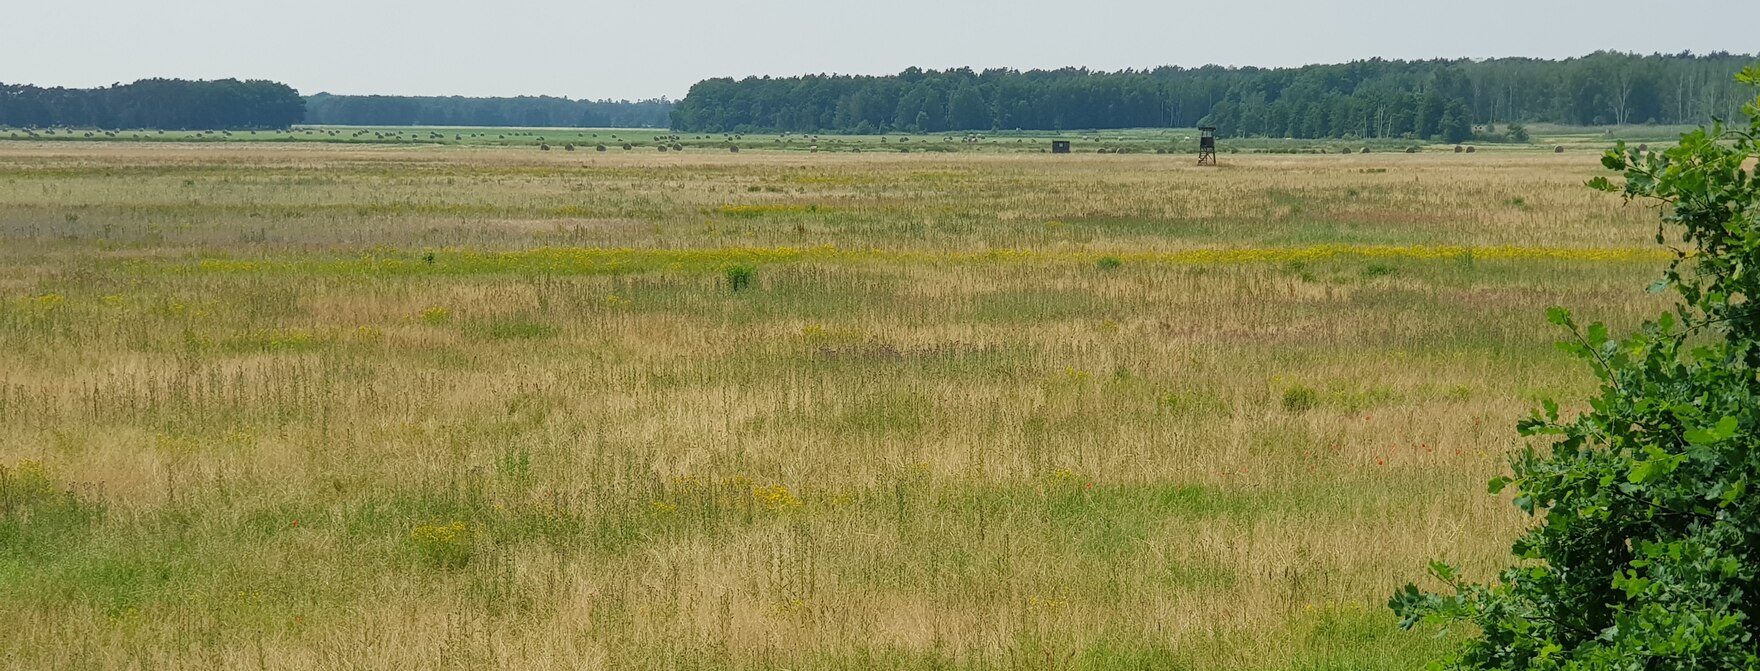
[303,94,673,128]
[669,51,1759,141]
[0,81,671,131]
[0,79,304,130]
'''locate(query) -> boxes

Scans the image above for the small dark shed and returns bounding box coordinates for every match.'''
[1051,140,1071,154]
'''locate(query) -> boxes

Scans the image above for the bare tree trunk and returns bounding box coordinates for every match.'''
[1699,81,1720,123]
[1676,72,1688,124]
[1610,71,1633,126]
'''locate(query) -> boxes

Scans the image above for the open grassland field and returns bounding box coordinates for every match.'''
[0,143,1670,670]
[2,125,1636,155]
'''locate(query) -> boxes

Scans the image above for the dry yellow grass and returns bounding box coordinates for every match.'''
[0,141,1664,670]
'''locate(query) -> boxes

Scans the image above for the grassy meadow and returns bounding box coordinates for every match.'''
[0,141,1671,669]
[3,124,1623,155]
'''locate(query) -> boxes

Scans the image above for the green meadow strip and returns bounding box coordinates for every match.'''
[137,244,1670,277]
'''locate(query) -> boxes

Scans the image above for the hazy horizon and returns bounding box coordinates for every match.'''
[6,0,1758,100]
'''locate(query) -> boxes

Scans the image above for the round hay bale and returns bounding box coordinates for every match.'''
[1465,146,1476,154]
[1360,147,1371,154]
[1453,145,1464,153]
[539,143,550,151]
[1406,146,1419,154]
[1554,145,1565,153]
[1637,144,1649,152]
[596,144,607,151]
[1340,147,1352,154]
[728,145,739,153]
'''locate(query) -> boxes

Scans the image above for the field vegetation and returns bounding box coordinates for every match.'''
[1,124,1643,156]
[0,141,1670,669]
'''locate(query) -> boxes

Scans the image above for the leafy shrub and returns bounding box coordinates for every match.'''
[1392,66,1760,671]
[1280,385,1319,413]
[724,265,756,292]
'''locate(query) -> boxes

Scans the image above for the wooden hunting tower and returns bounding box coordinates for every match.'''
[1051,140,1071,154]
[1197,127,1217,165]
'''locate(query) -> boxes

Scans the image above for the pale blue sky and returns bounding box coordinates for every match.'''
[9,0,1758,100]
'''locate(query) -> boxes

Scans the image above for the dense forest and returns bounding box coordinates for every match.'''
[6,52,1754,137]
[0,82,670,130]
[303,94,672,128]
[0,79,304,130]
[669,51,1759,140]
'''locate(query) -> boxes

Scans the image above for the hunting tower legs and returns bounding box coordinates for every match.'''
[1197,126,1217,166]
